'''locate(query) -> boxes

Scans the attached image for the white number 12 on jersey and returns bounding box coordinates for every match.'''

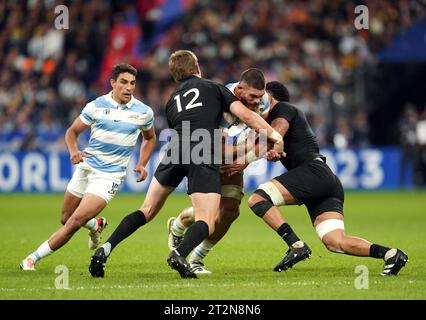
[174,88,203,112]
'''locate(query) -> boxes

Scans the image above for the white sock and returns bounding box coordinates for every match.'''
[84,218,98,232]
[30,240,53,262]
[172,216,188,237]
[384,248,397,261]
[101,242,112,257]
[189,239,214,263]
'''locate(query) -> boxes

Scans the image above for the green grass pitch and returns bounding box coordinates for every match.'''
[0,191,425,300]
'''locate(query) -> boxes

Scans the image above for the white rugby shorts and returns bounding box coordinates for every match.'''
[67,161,125,203]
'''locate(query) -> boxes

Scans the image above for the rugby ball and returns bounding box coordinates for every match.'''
[224,121,254,146]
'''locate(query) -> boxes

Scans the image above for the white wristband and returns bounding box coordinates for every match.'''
[270,130,283,143]
[245,150,259,163]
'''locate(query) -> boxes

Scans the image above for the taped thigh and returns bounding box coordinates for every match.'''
[258,181,285,206]
[315,219,345,240]
[221,184,244,201]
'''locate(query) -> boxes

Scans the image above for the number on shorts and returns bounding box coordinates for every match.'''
[108,182,119,194]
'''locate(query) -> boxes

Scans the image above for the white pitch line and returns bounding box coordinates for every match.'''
[0,281,314,292]
[1,279,417,293]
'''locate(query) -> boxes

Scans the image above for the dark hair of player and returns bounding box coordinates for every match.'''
[240,68,265,90]
[111,63,138,80]
[266,81,291,102]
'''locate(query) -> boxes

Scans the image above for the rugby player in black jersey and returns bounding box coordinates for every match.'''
[224,81,408,276]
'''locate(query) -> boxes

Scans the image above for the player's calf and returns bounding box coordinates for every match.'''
[249,186,311,271]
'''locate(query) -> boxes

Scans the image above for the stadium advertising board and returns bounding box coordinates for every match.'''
[0,148,409,192]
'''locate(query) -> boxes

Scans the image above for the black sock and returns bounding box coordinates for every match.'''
[369,244,391,259]
[105,210,147,253]
[277,223,300,247]
[176,220,209,258]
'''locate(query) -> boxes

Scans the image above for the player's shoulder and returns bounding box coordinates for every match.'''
[275,101,297,110]
[85,93,115,110]
[131,97,153,115]
[259,91,271,114]
[270,101,298,119]
[191,77,226,91]
[225,82,238,93]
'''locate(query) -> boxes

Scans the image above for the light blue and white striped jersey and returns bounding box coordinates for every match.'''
[219,81,270,129]
[79,92,154,175]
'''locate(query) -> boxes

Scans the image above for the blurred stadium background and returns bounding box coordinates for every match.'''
[1,0,426,301]
[0,0,426,193]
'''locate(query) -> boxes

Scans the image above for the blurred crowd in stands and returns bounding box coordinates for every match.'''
[0,0,425,157]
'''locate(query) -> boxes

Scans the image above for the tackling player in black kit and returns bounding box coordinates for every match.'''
[225,81,408,276]
[89,50,284,278]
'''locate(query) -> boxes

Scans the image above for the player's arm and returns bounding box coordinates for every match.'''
[134,126,157,182]
[221,132,256,160]
[229,101,283,152]
[246,117,289,161]
[265,117,289,161]
[270,117,289,137]
[222,117,289,176]
[65,117,91,165]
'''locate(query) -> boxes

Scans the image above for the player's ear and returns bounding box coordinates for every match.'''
[234,85,243,98]
[110,78,116,89]
[195,62,202,77]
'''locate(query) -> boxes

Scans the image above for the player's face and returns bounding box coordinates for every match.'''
[236,83,264,111]
[111,72,136,104]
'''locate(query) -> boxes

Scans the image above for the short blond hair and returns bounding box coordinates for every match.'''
[168,50,199,82]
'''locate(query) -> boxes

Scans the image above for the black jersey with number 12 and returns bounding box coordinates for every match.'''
[165,76,237,141]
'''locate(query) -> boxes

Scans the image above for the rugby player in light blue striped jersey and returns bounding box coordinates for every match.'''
[20,63,156,271]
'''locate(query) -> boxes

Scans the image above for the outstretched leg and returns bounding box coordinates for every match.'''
[90,178,174,277]
[314,211,408,276]
[21,193,107,271]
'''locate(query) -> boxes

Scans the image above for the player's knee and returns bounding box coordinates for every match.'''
[318,219,345,253]
[249,181,286,217]
[247,194,259,209]
[316,218,345,246]
[322,236,343,253]
[248,191,273,218]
